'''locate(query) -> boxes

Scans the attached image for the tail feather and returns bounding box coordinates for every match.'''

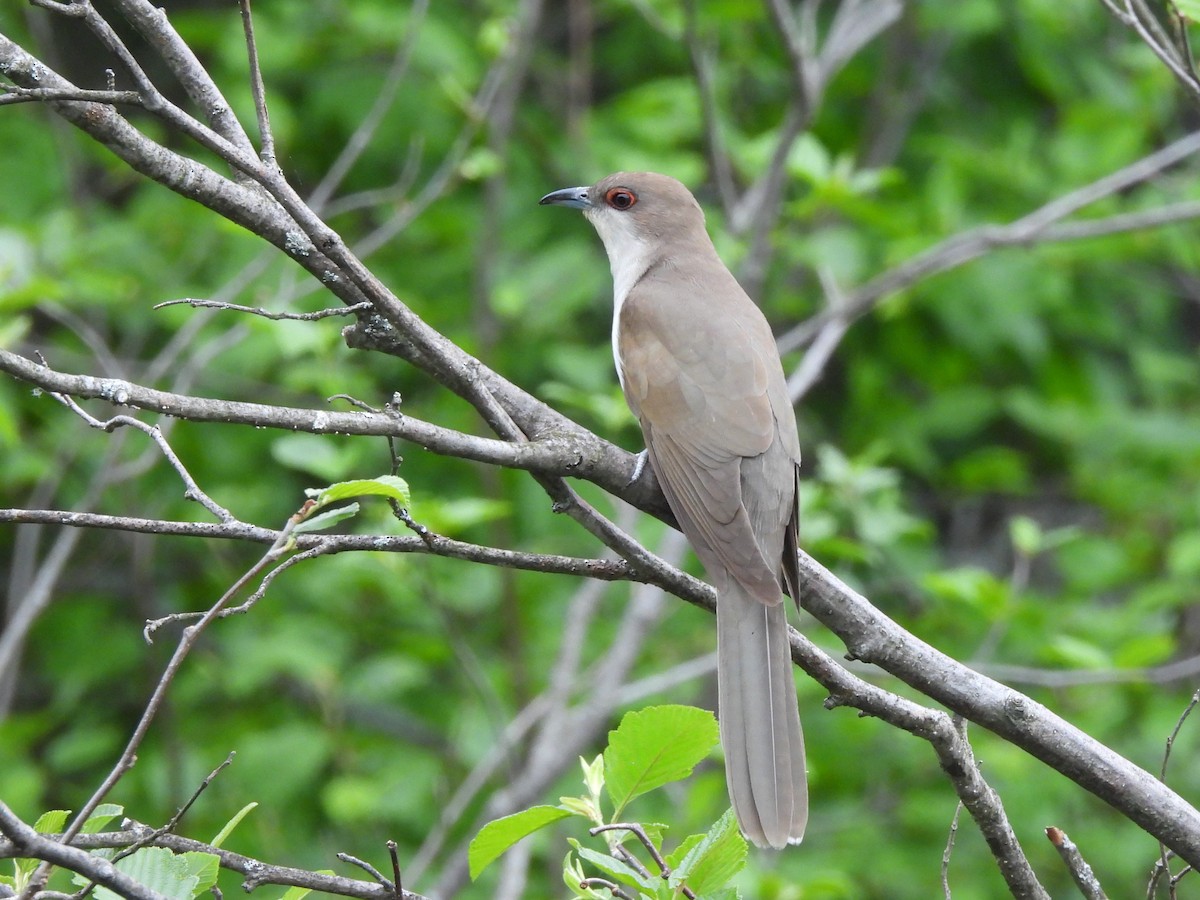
[717,583,808,848]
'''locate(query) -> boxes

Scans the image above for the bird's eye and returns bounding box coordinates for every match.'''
[606,188,637,211]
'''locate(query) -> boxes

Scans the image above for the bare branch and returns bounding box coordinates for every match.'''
[46,523,300,876]
[306,0,430,213]
[779,129,1200,356]
[0,84,142,106]
[237,0,276,166]
[796,550,1200,868]
[0,805,169,900]
[1101,0,1200,104]
[106,0,257,156]
[1046,827,1108,900]
[0,822,425,900]
[972,653,1200,687]
[787,266,851,401]
[0,508,650,585]
[48,393,235,523]
[797,622,1047,897]
[154,298,373,321]
[0,348,649,495]
[942,801,963,900]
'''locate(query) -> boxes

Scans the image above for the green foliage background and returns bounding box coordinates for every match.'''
[2,0,1200,897]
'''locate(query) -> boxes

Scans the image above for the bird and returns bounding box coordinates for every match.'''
[540,172,807,848]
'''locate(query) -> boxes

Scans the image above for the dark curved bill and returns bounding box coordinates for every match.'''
[538,186,590,208]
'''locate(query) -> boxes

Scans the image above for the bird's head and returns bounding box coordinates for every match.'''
[539,172,709,264]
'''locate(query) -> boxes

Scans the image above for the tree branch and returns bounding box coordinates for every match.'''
[0,818,425,900]
[796,551,1200,867]
[0,806,170,900]
[779,129,1200,357]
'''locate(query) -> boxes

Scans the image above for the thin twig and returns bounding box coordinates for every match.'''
[306,0,430,213]
[1160,689,1200,782]
[0,822,422,900]
[154,298,373,321]
[578,879,635,900]
[1046,827,1108,900]
[22,519,299,896]
[0,805,168,900]
[386,841,403,900]
[237,0,276,166]
[337,853,390,889]
[1156,689,1200,892]
[589,823,693,898]
[942,801,963,899]
[779,129,1200,355]
[0,85,142,106]
[63,752,237,900]
[48,393,235,522]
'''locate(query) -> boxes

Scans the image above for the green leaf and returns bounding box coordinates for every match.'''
[210,802,257,849]
[180,852,220,894]
[293,503,361,534]
[664,832,705,869]
[469,805,573,880]
[88,847,199,900]
[603,706,720,816]
[669,809,747,896]
[571,843,656,891]
[562,852,606,900]
[15,810,78,884]
[81,803,124,834]
[580,754,605,799]
[557,795,599,820]
[33,809,71,834]
[310,475,411,508]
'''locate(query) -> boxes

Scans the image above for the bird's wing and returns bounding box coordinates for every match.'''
[618,265,798,603]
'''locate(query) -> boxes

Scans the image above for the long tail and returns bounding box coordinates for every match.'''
[716,582,808,848]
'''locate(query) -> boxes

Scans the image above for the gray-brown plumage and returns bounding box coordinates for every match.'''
[540,172,807,848]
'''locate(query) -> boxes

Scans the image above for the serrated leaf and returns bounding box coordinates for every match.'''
[664,831,704,869]
[90,847,198,900]
[210,802,257,849]
[82,803,124,834]
[669,809,746,895]
[469,805,572,880]
[180,852,219,894]
[313,475,410,508]
[293,503,360,533]
[562,852,605,899]
[33,809,71,834]
[604,706,719,816]
[571,845,656,891]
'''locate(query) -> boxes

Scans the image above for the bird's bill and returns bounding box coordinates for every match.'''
[538,186,590,209]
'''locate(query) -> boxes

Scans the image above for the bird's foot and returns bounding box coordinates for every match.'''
[628,448,650,485]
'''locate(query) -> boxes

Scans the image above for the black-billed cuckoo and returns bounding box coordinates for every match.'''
[540,172,807,848]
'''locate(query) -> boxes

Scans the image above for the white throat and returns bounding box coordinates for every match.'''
[585,210,655,389]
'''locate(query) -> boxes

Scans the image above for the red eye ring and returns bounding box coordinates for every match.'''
[605,188,637,211]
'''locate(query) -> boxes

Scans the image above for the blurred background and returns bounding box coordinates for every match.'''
[2,0,1199,897]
